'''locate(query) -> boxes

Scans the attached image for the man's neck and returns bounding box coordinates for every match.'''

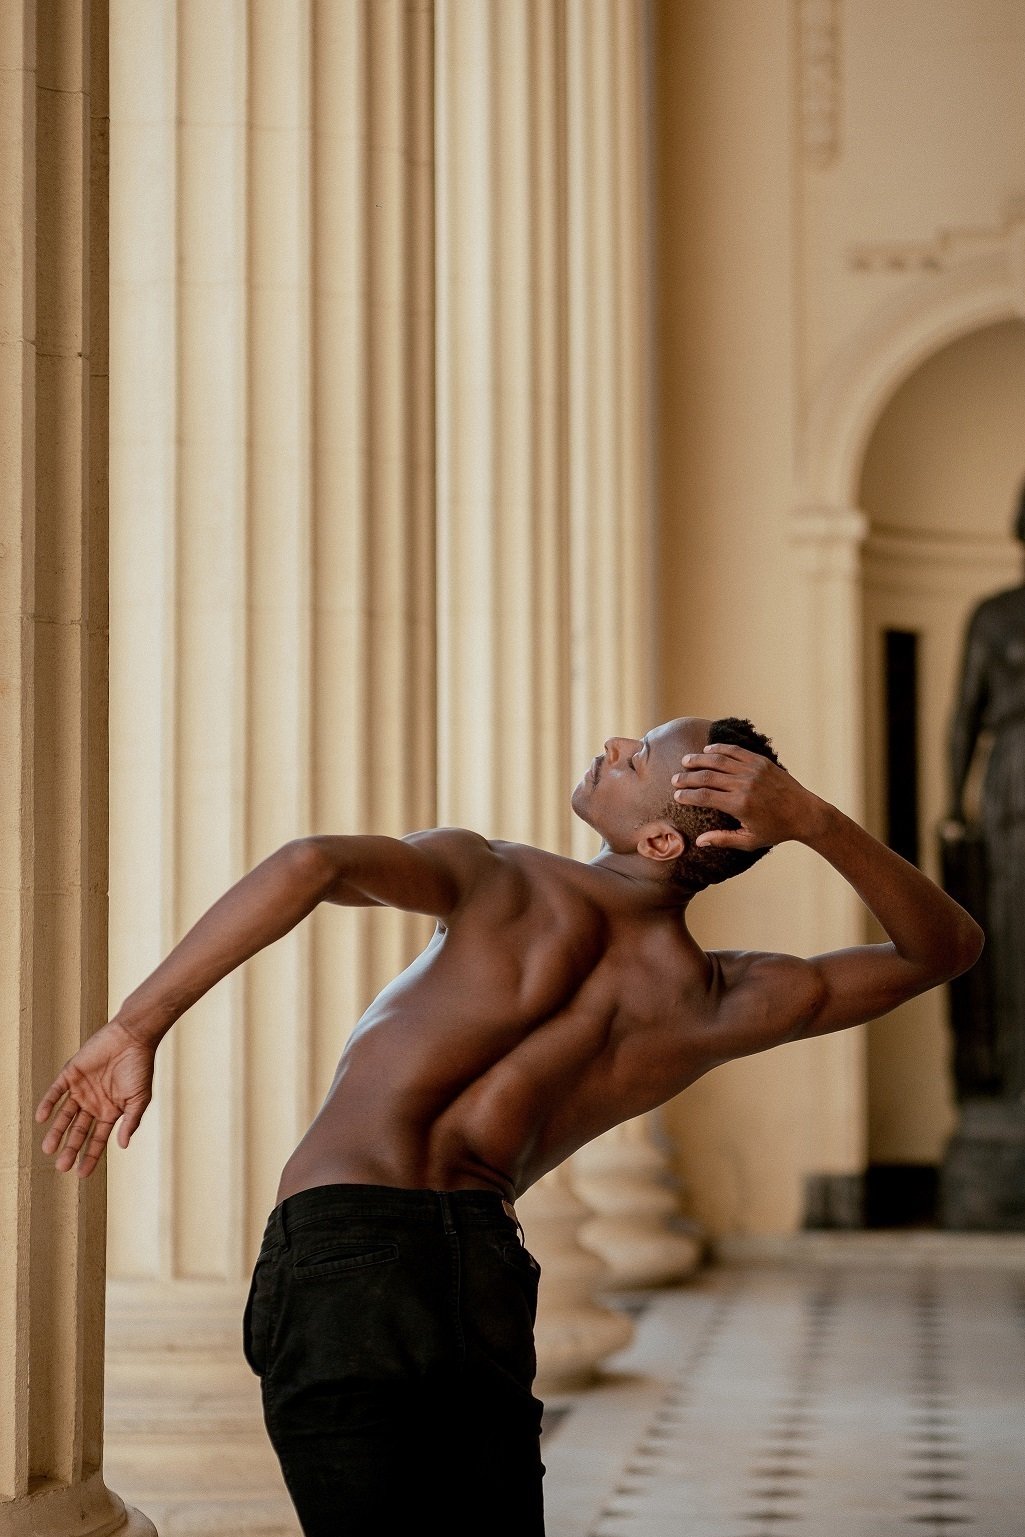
[587,848,695,912]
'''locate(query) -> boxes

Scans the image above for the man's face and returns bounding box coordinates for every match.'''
[571,716,712,850]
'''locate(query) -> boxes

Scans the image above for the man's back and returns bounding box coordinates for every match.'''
[277,833,718,1204]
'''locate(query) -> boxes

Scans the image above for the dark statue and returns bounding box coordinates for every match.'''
[939,480,1025,1228]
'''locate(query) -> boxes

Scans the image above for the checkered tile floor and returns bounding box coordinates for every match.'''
[540,1236,1025,1537]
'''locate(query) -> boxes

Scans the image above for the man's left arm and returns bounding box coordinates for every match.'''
[674,744,984,1048]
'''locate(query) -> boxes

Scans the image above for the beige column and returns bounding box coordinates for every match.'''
[105,3,279,1528]
[306,0,437,1123]
[0,4,153,1535]
[789,505,871,1183]
[107,5,675,1507]
[434,0,628,1392]
[560,0,701,1293]
[105,4,434,1531]
[435,0,685,1387]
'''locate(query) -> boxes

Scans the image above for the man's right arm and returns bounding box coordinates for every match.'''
[111,827,491,1048]
[35,827,491,1175]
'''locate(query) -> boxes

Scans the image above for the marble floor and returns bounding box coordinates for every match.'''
[540,1233,1025,1537]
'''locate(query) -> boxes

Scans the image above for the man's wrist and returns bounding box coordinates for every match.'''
[793,794,843,852]
[112,991,177,1047]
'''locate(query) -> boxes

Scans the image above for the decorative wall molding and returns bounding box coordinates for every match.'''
[862,528,1020,601]
[798,244,1025,508]
[797,0,842,169]
[849,196,1025,278]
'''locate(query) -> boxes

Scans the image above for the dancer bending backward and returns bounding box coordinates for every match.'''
[37,716,983,1537]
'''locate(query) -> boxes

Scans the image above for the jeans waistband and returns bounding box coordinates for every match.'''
[262,1183,520,1249]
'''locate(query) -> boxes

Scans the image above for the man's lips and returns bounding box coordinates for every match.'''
[589,755,603,785]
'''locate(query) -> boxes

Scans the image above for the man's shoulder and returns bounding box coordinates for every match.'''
[401,825,497,871]
[405,827,601,898]
[404,826,556,857]
[404,824,492,850]
[402,826,556,879]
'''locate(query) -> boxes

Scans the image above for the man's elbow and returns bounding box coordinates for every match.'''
[941,915,985,982]
[284,836,345,893]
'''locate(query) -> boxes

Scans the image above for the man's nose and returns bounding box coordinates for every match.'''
[603,737,630,761]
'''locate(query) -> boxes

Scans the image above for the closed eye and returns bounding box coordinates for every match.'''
[630,736,649,772]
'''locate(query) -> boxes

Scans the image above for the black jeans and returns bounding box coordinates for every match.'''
[243,1184,546,1535]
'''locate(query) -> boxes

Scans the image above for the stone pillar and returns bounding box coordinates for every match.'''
[106,1,675,1503]
[435,0,683,1380]
[572,1115,703,1289]
[104,3,434,1531]
[560,0,700,1291]
[789,504,871,1217]
[0,3,153,1535]
[434,0,628,1390]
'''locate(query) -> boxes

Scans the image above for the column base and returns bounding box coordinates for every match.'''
[0,1473,156,1537]
[518,1167,635,1398]
[105,1282,299,1537]
[571,1117,705,1288]
[939,1097,1025,1230]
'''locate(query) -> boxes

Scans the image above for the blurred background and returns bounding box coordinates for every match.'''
[106,0,1025,1261]
[3,2,1024,1533]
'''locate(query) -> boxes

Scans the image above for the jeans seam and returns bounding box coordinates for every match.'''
[450,1229,465,1359]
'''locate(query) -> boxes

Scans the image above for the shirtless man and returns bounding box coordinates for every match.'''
[36,715,983,1537]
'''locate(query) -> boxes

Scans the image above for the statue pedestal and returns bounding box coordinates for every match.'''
[939,1098,1025,1230]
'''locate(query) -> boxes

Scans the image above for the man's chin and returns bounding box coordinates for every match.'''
[569,781,594,823]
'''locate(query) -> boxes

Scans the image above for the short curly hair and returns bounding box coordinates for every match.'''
[661,717,783,891]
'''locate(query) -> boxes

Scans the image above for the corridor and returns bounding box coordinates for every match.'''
[542,1234,1025,1537]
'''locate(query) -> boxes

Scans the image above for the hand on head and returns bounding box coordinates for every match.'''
[672,742,813,851]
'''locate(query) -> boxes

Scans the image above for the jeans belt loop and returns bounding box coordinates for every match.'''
[437,1191,456,1235]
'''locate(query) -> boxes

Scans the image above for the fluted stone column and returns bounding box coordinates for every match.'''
[435,0,688,1387]
[105,3,434,1531]
[789,505,871,1184]
[573,1118,703,1290]
[0,4,153,1535]
[106,6,677,1509]
[559,0,701,1294]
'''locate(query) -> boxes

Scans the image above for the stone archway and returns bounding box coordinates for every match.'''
[789,208,1025,1221]
[859,319,1025,1223]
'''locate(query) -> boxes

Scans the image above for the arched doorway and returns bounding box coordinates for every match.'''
[857,318,1025,1225]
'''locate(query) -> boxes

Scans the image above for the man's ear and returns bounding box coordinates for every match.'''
[636,821,686,865]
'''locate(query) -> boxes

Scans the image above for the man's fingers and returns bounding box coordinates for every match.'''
[673,785,734,807]
[695,830,758,850]
[76,1119,115,1178]
[673,768,734,790]
[36,1078,68,1122]
[703,743,756,763]
[41,1097,79,1155]
[54,1107,97,1172]
[117,1097,150,1148]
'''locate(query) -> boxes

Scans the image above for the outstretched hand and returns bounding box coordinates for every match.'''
[35,1020,156,1178]
[672,742,824,851]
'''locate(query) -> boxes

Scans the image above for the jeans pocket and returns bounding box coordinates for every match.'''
[501,1239,541,1280]
[292,1241,399,1280]
[242,1260,273,1376]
